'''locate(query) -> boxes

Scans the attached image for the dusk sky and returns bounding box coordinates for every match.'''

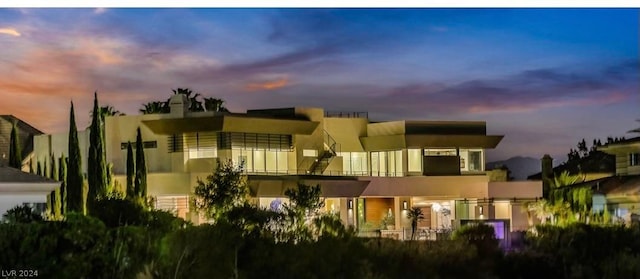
[0,8,638,162]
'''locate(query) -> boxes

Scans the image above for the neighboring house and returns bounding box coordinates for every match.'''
[596,137,640,221]
[0,115,44,171]
[0,166,60,216]
[34,94,542,236]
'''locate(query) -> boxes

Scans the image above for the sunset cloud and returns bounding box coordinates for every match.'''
[0,28,20,37]
[245,77,290,91]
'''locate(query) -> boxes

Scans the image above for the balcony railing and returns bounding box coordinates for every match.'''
[324,111,368,119]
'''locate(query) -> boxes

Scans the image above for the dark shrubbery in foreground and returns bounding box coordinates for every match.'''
[2,215,640,278]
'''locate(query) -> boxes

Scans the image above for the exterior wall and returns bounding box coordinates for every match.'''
[323,118,367,152]
[360,175,490,198]
[105,114,174,175]
[488,181,543,199]
[33,129,90,176]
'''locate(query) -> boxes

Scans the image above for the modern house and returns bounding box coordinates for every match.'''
[34,94,542,236]
[0,115,44,171]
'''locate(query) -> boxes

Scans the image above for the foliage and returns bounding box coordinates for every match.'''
[2,204,43,223]
[134,128,147,203]
[8,121,22,169]
[58,154,67,215]
[88,92,109,212]
[407,207,424,240]
[67,101,85,214]
[126,141,135,199]
[140,101,169,114]
[139,88,229,114]
[193,160,248,221]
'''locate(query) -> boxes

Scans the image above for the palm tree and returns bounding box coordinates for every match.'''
[99,105,124,119]
[406,207,424,240]
[628,119,640,134]
[140,101,168,114]
[172,88,204,112]
[204,97,230,112]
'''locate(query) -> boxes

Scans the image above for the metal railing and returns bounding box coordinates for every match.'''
[324,111,369,119]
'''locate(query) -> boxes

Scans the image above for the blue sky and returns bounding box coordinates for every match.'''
[0,8,637,162]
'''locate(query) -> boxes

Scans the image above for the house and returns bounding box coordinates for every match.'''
[0,166,60,217]
[34,94,542,237]
[0,115,44,171]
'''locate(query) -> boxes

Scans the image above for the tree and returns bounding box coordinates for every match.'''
[140,101,169,114]
[578,139,588,157]
[8,121,22,169]
[36,161,42,176]
[88,92,108,212]
[172,88,204,112]
[59,154,67,215]
[67,101,85,214]
[284,183,324,219]
[134,128,147,202]
[193,160,248,221]
[49,153,61,219]
[2,204,42,223]
[407,207,424,240]
[29,159,33,173]
[99,105,124,119]
[126,141,135,199]
[204,97,229,112]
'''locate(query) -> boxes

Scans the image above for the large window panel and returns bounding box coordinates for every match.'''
[352,152,368,175]
[265,151,277,172]
[395,150,403,176]
[371,152,379,176]
[408,149,422,172]
[468,150,483,171]
[253,149,265,172]
[277,151,288,172]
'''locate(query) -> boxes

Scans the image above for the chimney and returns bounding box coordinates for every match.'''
[541,154,553,199]
[169,94,189,117]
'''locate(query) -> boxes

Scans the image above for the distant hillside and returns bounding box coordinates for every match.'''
[486,156,541,181]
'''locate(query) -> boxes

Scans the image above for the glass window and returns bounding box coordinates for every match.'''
[277,151,288,172]
[630,153,640,166]
[340,152,352,175]
[303,149,318,157]
[265,151,277,172]
[352,152,368,176]
[371,152,379,176]
[424,148,456,156]
[253,149,265,172]
[408,149,422,172]
[469,150,483,171]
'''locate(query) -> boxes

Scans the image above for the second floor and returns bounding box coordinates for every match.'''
[600,137,640,176]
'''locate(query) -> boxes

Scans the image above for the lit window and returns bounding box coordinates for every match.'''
[408,149,422,172]
[303,149,318,157]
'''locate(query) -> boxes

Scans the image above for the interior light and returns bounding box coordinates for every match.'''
[403,201,408,210]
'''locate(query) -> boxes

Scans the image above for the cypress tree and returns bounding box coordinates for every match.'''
[126,141,135,198]
[67,101,85,214]
[8,122,22,169]
[29,159,34,174]
[134,128,147,201]
[59,155,67,215]
[36,161,42,176]
[88,92,108,211]
[50,154,57,180]
[43,160,47,180]
[50,154,61,218]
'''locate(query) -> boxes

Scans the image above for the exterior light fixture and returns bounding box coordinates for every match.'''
[403,201,408,210]
[479,205,484,215]
[348,200,353,210]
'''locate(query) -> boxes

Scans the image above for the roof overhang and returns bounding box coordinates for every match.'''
[247,175,369,197]
[0,182,60,194]
[142,115,319,135]
[360,134,503,150]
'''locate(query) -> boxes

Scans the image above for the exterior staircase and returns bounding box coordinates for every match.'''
[308,130,340,175]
